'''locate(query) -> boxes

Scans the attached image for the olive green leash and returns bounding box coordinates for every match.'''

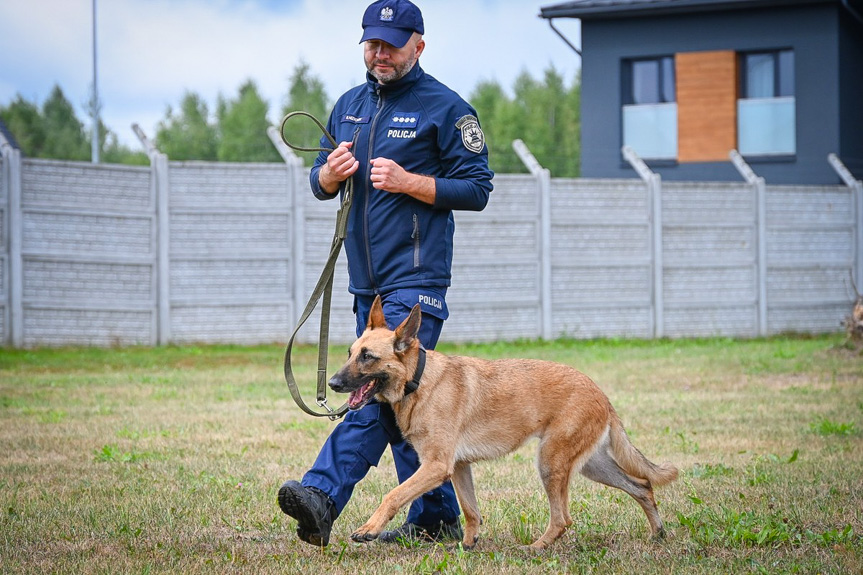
[279,111,352,420]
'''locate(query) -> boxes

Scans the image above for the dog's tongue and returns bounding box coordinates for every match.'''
[348,380,376,409]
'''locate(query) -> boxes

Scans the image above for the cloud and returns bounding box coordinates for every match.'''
[0,0,581,148]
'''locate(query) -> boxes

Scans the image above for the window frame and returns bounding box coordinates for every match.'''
[737,48,796,158]
[739,49,795,100]
[623,55,677,105]
[621,55,678,162]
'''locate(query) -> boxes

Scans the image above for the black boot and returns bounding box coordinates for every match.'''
[277,480,337,547]
[378,519,463,544]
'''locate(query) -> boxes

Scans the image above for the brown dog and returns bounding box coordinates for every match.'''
[329,296,678,549]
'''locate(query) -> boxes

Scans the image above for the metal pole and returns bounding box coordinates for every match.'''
[91,0,100,163]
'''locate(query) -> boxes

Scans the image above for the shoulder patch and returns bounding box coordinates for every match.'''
[455,115,485,154]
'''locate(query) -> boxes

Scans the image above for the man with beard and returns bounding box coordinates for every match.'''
[277,0,493,548]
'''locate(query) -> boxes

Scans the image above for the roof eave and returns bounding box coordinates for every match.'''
[539,0,834,20]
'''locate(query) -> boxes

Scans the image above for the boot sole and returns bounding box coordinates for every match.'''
[278,481,330,547]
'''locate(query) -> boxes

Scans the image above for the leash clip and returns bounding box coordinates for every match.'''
[316,397,340,421]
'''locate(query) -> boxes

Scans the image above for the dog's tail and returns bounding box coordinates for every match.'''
[608,411,678,487]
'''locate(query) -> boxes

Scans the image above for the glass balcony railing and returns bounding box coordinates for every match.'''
[622,102,678,160]
[737,97,796,156]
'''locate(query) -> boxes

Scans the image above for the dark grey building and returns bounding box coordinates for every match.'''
[539,0,863,184]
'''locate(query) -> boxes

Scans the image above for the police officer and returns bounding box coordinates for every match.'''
[278,0,493,547]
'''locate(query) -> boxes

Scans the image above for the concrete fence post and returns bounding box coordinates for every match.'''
[133,124,170,345]
[0,138,7,345]
[1,135,23,346]
[828,153,863,296]
[730,149,768,337]
[622,146,663,338]
[268,125,306,332]
[512,139,552,340]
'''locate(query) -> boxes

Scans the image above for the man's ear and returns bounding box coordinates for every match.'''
[394,304,422,353]
[367,295,387,330]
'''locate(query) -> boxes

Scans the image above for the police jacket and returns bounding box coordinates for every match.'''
[310,63,494,297]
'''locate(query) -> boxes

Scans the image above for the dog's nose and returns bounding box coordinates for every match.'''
[328,374,345,392]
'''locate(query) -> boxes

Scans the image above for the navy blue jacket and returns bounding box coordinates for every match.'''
[310,64,494,297]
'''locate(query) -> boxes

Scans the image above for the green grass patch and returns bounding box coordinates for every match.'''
[1,334,861,574]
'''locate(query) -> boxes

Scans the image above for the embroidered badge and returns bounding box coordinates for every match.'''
[455,115,485,154]
[342,114,370,124]
[380,7,394,21]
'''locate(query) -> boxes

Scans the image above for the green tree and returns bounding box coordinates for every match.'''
[216,80,280,162]
[156,91,218,160]
[562,69,581,178]
[470,79,526,174]
[470,66,581,178]
[0,95,46,156]
[514,66,580,177]
[101,131,149,165]
[40,85,89,161]
[281,61,331,166]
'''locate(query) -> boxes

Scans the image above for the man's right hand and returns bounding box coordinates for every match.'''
[319,142,359,195]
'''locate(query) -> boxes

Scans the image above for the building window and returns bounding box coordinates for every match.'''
[738,49,796,156]
[622,56,677,160]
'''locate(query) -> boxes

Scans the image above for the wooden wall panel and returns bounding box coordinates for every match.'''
[676,50,738,163]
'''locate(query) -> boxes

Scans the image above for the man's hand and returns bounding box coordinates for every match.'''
[370,157,436,205]
[319,142,359,195]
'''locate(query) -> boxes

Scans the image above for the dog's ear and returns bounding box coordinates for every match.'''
[394,304,422,353]
[367,295,388,330]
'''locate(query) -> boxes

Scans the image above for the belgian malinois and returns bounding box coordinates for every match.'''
[329,296,678,549]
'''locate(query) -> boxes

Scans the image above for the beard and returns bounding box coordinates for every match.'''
[367,55,417,84]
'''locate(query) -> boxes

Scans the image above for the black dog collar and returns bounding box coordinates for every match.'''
[404,347,426,396]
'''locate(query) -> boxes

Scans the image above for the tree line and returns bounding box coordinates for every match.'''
[0,62,581,177]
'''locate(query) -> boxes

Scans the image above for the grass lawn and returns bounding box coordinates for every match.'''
[1,335,861,574]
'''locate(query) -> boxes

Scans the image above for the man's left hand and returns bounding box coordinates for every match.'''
[370,157,435,205]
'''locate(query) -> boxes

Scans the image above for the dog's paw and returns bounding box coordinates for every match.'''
[457,535,479,551]
[650,527,669,542]
[350,529,379,543]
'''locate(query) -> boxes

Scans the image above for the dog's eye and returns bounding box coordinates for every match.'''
[360,349,375,362]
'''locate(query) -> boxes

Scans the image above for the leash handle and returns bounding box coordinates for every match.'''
[281,110,350,419]
[279,111,338,153]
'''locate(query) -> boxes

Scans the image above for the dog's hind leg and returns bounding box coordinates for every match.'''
[579,446,665,538]
[451,461,482,549]
[532,436,579,549]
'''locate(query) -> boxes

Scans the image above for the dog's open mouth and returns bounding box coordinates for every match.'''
[348,379,378,410]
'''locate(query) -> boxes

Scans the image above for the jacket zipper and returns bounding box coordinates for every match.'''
[363,88,386,292]
[411,213,420,268]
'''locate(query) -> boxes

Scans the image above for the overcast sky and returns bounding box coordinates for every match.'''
[0,0,581,149]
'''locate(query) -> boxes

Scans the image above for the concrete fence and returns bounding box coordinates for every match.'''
[1,129,860,347]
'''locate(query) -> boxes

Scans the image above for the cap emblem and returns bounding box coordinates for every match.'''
[380,7,394,21]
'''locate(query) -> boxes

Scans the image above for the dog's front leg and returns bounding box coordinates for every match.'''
[351,459,452,542]
[452,461,482,549]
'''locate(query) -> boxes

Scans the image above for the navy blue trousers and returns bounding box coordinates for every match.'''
[301,290,460,525]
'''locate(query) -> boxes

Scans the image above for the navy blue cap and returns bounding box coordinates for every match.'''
[359,0,424,48]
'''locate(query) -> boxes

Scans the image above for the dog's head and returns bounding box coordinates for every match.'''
[329,295,422,410]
